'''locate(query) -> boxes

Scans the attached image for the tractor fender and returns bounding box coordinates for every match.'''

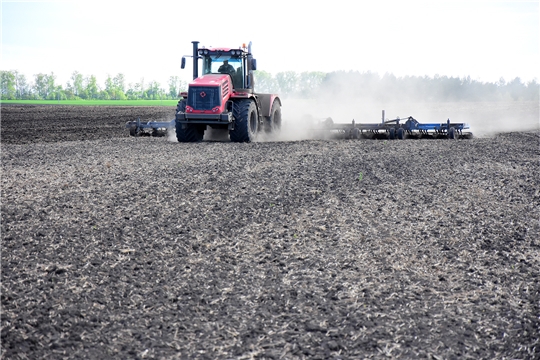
[255,93,281,117]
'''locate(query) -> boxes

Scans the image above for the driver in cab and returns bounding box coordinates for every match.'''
[218,60,235,75]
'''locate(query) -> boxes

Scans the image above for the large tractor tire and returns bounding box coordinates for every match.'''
[175,100,204,142]
[265,100,282,133]
[230,99,258,142]
[176,124,204,142]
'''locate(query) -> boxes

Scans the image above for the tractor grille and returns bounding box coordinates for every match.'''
[188,86,221,111]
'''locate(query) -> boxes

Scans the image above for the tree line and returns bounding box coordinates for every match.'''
[1,69,538,102]
[254,70,539,102]
[0,70,188,101]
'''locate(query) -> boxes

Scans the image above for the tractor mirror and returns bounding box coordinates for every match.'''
[251,58,257,71]
[181,57,186,69]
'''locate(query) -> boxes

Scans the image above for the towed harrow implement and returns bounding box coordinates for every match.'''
[313,110,472,140]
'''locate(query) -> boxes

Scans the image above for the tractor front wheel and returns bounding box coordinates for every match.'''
[230,99,258,142]
[176,99,204,142]
[176,124,204,142]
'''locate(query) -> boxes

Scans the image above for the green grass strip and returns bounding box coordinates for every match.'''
[1,100,178,106]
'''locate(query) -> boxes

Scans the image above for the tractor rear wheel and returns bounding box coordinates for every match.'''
[175,100,204,142]
[266,100,282,133]
[230,99,258,142]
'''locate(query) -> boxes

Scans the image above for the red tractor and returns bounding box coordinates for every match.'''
[176,41,282,142]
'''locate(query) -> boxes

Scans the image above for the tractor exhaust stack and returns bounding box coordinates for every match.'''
[192,41,199,80]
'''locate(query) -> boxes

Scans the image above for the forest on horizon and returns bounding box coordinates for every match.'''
[1,69,538,102]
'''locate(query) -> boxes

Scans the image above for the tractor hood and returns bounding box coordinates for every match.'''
[190,74,230,87]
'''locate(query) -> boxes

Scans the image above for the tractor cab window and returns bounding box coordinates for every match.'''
[202,55,244,89]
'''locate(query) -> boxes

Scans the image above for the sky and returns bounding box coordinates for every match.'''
[1,0,539,89]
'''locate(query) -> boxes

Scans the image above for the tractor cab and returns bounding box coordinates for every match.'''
[201,53,243,89]
[182,43,256,91]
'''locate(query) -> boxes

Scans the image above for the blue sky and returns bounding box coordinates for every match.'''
[1,0,538,88]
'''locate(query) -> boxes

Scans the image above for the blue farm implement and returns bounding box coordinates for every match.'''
[316,110,473,140]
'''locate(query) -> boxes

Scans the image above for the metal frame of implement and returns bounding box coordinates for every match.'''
[318,110,472,140]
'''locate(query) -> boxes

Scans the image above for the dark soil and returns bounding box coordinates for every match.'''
[0,104,174,144]
[1,105,539,359]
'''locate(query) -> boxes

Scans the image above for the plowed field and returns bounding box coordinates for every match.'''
[1,104,539,359]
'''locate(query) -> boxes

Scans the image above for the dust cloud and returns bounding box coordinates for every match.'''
[167,126,177,142]
[269,98,539,141]
[261,71,539,141]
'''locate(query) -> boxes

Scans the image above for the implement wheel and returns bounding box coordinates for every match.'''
[129,125,138,137]
[397,128,406,140]
[448,127,456,140]
[389,128,396,140]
